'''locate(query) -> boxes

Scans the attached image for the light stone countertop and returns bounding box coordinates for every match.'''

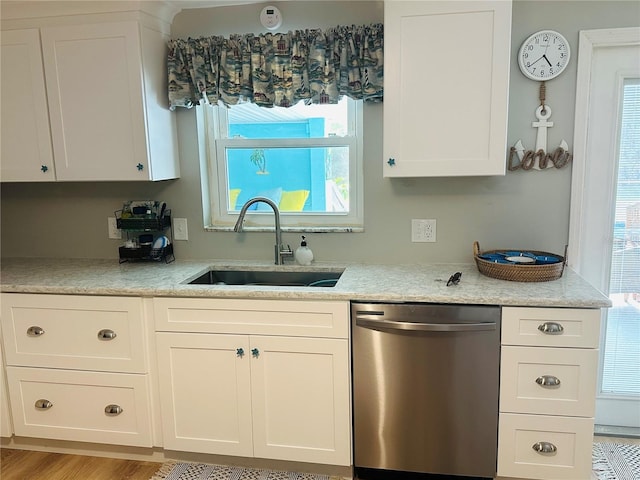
[0,257,611,308]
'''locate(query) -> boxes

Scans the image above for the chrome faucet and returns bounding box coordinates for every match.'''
[233,196,293,265]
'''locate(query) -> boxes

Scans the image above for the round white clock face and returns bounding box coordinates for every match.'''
[518,30,570,81]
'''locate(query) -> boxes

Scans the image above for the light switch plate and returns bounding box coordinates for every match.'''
[174,218,188,241]
[108,217,121,239]
[411,219,436,242]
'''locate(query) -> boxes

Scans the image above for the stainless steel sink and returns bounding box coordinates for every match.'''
[187,268,343,287]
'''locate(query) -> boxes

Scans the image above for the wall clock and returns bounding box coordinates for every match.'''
[518,30,570,81]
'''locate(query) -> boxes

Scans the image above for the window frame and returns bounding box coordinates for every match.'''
[200,98,364,232]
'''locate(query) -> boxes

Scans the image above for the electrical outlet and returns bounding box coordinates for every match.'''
[174,218,188,241]
[108,217,121,239]
[411,219,436,243]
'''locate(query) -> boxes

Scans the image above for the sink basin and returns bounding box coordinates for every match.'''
[187,268,343,287]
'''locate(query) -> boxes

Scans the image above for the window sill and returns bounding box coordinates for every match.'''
[205,225,363,233]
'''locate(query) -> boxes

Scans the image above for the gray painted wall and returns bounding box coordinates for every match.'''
[1,1,638,264]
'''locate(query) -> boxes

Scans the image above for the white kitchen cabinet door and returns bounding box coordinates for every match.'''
[0,29,55,182]
[0,340,13,437]
[155,333,253,456]
[250,335,351,466]
[498,413,594,480]
[1,293,147,373]
[6,366,152,447]
[40,21,178,181]
[502,307,601,348]
[500,346,598,417]
[383,1,511,177]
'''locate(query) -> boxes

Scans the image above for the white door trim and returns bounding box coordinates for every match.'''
[568,27,640,273]
[569,27,640,428]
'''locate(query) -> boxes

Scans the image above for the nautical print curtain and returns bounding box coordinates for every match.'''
[167,23,383,110]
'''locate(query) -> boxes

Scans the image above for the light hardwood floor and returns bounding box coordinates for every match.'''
[2,437,639,480]
[0,448,162,480]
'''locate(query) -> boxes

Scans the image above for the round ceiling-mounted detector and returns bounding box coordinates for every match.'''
[260,5,282,30]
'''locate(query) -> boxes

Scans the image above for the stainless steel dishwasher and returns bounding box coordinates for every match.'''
[352,302,501,479]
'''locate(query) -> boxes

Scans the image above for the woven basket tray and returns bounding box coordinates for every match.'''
[473,241,566,282]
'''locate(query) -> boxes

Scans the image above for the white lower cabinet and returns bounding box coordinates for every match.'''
[156,333,253,456]
[6,366,151,446]
[0,293,152,447]
[498,307,601,480]
[154,298,351,466]
[498,413,595,480]
[0,338,13,437]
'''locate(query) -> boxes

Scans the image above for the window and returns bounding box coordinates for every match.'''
[200,97,363,231]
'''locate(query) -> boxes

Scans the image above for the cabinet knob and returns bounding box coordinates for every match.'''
[536,375,561,387]
[532,441,557,455]
[35,399,53,410]
[27,326,45,337]
[237,348,245,357]
[136,163,144,171]
[251,348,260,358]
[537,322,564,335]
[97,329,117,341]
[40,165,49,173]
[387,158,396,166]
[104,404,124,416]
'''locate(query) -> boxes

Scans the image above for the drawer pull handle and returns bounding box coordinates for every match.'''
[35,399,53,410]
[536,375,561,387]
[532,441,557,455]
[97,329,117,340]
[27,326,45,337]
[104,404,123,416]
[538,322,564,335]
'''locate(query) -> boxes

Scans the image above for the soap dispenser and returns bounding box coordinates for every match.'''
[295,235,314,266]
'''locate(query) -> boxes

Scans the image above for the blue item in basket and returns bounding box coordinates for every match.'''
[479,254,511,263]
[535,255,560,264]
[480,253,506,261]
[504,251,536,258]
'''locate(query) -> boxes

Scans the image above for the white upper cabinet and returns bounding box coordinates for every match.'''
[1,12,179,182]
[41,21,179,181]
[383,1,512,177]
[0,29,55,182]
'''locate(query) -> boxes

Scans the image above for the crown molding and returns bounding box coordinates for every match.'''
[1,1,182,25]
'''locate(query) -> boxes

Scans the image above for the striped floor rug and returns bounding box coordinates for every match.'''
[150,462,344,480]
[593,443,640,480]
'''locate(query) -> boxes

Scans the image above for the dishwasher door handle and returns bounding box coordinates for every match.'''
[356,317,496,332]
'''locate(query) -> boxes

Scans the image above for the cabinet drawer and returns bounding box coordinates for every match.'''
[500,346,597,417]
[1,294,147,373]
[153,298,349,338]
[6,366,151,447]
[502,307,600,348]
[498,413,594,480]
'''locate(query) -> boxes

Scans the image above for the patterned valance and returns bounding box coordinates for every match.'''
[167,23,383,110]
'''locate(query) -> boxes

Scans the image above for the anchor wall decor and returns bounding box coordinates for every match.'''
[508,82,573,171]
